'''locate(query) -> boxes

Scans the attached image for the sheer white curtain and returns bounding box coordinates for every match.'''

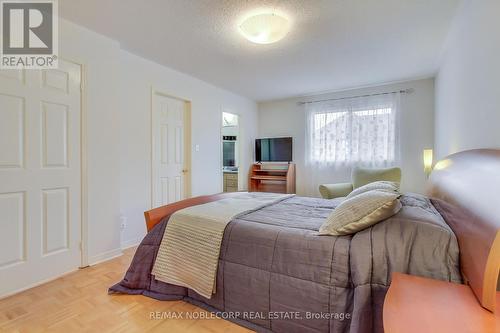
[304,93,401,196]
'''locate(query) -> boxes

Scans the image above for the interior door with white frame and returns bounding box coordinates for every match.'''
[152,92,189,208]
[0,60,82,298]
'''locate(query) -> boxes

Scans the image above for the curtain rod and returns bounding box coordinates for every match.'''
[297,88,414,105]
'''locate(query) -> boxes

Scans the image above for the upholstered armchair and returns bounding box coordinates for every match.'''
[319,167,402,199]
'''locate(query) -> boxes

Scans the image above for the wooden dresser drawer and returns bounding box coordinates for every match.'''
[226,179,238,187]
[224,173,238,180]
[224,172,238,192]
[225,186,238,192]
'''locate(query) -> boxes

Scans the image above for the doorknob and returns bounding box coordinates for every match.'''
[182,169,188,173]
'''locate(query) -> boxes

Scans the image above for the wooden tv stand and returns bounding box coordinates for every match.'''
[248,163,296,194]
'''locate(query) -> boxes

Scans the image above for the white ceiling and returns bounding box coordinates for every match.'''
[59,0,461,101]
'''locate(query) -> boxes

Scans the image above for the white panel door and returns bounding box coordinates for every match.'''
[0,61,81,298]
[152,93,186,207]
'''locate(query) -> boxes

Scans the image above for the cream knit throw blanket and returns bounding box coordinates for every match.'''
[152,192,293,299]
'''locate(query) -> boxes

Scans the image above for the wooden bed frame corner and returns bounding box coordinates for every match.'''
[144,192,237,232]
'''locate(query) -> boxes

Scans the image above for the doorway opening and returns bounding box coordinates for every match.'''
[221,112,240,192]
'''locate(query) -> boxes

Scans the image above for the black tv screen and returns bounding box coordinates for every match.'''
[255,137,293,162]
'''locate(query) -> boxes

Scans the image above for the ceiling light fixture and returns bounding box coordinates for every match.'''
[239,13,290,44]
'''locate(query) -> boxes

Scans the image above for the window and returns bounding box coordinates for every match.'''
[306,94,399,168]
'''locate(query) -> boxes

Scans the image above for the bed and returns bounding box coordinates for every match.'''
[107,150,500,333]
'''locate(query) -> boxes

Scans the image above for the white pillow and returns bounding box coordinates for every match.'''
[319,189,402,236]
[346,181,400,200]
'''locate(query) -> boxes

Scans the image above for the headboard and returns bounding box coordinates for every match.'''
[426,149,500,313]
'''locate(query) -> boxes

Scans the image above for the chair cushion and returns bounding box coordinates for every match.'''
[346,181,400,200]
[319,189,402,236]
[352,167,402,189]
[319,183,353,199]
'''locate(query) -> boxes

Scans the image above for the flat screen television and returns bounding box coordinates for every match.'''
[255,137,293,162]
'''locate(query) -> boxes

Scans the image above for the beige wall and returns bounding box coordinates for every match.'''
[435,0,500,159]
[60,18,258,261]
[258,78,435,195]
[118,51,258,248]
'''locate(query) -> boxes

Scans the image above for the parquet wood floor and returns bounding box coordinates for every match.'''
[0,247,253,333]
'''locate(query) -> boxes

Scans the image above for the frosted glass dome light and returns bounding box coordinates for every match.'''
[239,13,290,44]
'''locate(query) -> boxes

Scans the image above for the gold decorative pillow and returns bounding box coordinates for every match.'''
[346,181,400,200]
[319,189,402,236]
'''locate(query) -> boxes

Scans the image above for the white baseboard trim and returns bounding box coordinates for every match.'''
[88,248,123,266]
[121,235,144,250]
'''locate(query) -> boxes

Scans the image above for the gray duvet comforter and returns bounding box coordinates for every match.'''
[109,193,461,333]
